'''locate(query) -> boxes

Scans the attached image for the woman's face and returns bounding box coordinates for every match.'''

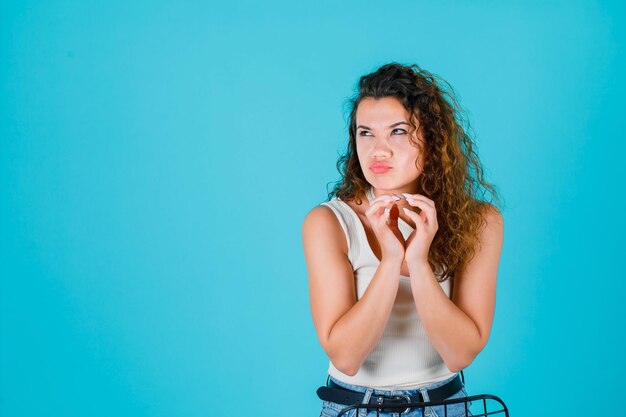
[355,96,424,194]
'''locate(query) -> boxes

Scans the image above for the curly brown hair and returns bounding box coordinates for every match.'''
[327,63,503,282]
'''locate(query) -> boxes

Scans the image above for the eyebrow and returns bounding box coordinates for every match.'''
[356,121,409,130]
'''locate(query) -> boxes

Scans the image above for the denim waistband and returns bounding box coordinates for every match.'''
[327,372,461,397]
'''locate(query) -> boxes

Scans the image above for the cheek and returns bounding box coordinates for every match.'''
[356,141,370,160]
[398,143,419,159]
[401,149,423,173]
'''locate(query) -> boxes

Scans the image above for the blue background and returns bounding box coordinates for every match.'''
[1,1,624,416]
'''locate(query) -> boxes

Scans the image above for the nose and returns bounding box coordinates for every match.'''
[372,139,392,158]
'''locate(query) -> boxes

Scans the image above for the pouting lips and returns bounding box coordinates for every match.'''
[370,163,392,173]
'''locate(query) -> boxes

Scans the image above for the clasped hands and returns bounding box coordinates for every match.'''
[364,192,438,267]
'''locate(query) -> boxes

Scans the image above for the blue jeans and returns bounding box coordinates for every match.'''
[319,373,473,417]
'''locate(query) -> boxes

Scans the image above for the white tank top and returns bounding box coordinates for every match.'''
[320,187,456,389]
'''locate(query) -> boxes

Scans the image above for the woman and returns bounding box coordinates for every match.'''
[302,63,504,417]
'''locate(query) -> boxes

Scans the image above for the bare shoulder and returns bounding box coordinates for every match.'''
[302,204,347,255]
[481,202,503,222]
[477,202,504,241]
[302,204,335,226]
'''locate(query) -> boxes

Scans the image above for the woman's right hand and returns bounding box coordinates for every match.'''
[364,194,406,262]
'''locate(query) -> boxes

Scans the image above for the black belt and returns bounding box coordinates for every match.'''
[317,374,463,413]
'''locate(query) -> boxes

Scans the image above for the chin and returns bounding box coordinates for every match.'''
[368,178,419,194]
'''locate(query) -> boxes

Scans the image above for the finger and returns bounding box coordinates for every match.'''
[373,194,402,203]
[366,200,394,220]
[380,207,398,232]
[366,195,401,218]
[370,195,398,208]
[403,207,427,231]
[402,193,435,207]
[403,199,437,225]
[382,204,399,223]
[404,206,437,231]
[381,207,390,223]
[382,206,403,239]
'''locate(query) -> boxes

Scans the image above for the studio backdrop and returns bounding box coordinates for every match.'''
[1,1,625,416]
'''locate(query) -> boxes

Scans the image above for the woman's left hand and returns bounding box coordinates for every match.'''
[401,193,439,266]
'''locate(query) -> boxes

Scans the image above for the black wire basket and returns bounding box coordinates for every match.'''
[333,392,509,417]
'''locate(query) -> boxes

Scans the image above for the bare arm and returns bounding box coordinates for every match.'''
[302,204,403,376]
[406,205,504,372]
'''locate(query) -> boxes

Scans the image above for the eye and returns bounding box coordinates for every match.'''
[358,130,372,136]
[391,128,407,135]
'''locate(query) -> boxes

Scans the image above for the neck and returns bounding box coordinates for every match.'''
[371,183,422,198]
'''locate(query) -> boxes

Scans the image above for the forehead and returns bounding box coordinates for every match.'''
[355,97,409,126]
